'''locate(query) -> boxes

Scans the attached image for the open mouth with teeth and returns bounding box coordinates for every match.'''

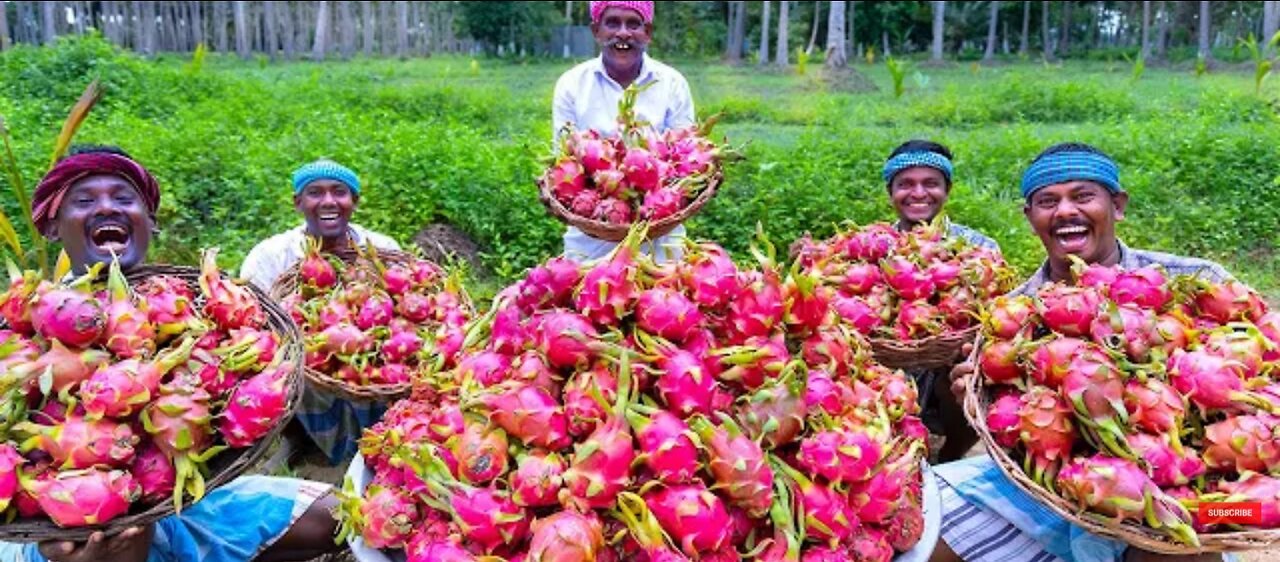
[612,42,634,52]
[1053,224,1091,253]
[317,211,342,226]
[89,222,131,255]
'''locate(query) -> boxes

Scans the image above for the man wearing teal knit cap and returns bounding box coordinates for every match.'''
[240,158,400,466]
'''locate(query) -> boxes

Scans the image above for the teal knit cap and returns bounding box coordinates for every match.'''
[292,159,360,195]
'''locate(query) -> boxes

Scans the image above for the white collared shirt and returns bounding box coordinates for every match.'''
[552,53,696,144]
[552,54,696,264]
[238,223,401,292]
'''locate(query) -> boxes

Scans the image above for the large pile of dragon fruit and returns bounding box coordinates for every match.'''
[977,261,1280,546]
[0,250,293,529]
[542,85,733,226]
[279,239,471,388]
[790,220,1015,342]
[342,228,930,561]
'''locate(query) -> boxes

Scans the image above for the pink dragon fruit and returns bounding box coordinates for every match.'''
[16,414,138,470]
[355,292,396,330]
[0,262,42,335]
[1035,284,1101,337]
[979,338,1023,385]
[775,458,860,546]
[517,257,582,312]
[563,361,618,437]
[527,510,605,562]
[1127,432,1205,487]
[481,382,571,450]
[1167,348,1272,413]
[1056,455,1199,546]
[456,350,513,387]
[298,236,337,290]
[79,335,199,419]
[9,339,110,394]
[100,257,157,358]
[936,286,978,329]
[1063,346,1137,460]
[1018,386,1077,485]
[510,451,565,507]
[645,481,732,557]
[881,257,936,302]
[894,299,943,340]
[1194,280,1267,324]
[1073,260,1120,290]
[981,295,1036,340]
[796,428,884,485]
[736,373,806,449]
[568,189,602,219]
[801,329,858,379]
[360,485,420,548]
[31,282,105,348]
[198,248,265,330]
[219,361,291,447]
[130,442,176,504]
[547,157,587,202]
[532,310,599,370]
[1089,302,1161,362]
[683,242,740,310]
[833,262,881,296]
[1215,472,1280,528]
[689,414,774,518]
[614,492,695,562]
[620,147,663,193]
[383,330,423,364]
[141,376,222,512]
[844,224,899,262]
[635,287,703,342]
[715,333,791,390]
[560,358,635,511]
[1123,378,1186,435]
[1110,266,1171,310]
[1203,327,1270,379]
[627,406,701,484]
[987,392,1026,448]
[0,444,24,512]
[1202,414,1280,474]
[408,449,530,553]
[575,242,639,326]
[784,268,833,335]
[1025,336,1088,388]
[847,527,895,562]
[727,269,785,342]
[1254,311,1280,362]
[647,342,718,418]
[575,134,616,174]
[832,295,886,335]
[887,503,926,553]
[453,422,509,485]
[593,197,633,224]
[845,443,921,525]
[24,468,139,527]
[308,323,375,356]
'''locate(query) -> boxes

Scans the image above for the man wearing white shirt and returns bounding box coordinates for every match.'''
[552,0,696,263]
[240,159,399,466]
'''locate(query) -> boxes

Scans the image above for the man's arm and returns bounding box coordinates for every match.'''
[552,73,577,146]
[667,73,696,130]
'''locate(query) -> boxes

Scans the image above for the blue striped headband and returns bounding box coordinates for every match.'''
[1021,151,1121,198]
[292,159,361,195]
[883,151,954,183]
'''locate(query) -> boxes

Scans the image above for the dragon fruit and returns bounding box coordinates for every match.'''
[1256,312,1280,362]
[518,257,581,311]
[480,382,571,450]
[1109,266,1171,310]
[1038,285,1103,338]
[0,444,20,512]
[982,295,1036,340]
[31,282,105,348]
[1063,346,1136,460]
[141,376,223,512]
[715,334,790,390]
[533,310,599,370]
[979,338,1023,385]
[987,392,1026,448]
[198,248,265,330]
[383,330,424,364]
[410,449,530,553]
[547,157,586,202]
[1056,455,1199,546]
[635,288,703,342]
[683,243,740,310]
[644,481,732,556]
[886,502,925,553]
[647,342,717,418]
[355,292,396,331]
[832,295,885,335]
[527,510,605,562]
[627,406,701,484]
[1089,302,1160,362]
[736,372,806,449]
[79,335,199,419]
[783,268,833,335]
[881,257,936,302]
[894,300,943,340]
[1215,472,1280,528]
[16,414,138,470]
[845,443,921,525]
[359,485,420,548]
[801,329,857,379]
[10,340,111,394]
[219,360,292,447]
[689,414,774,518]
[844,224,899,262]
[847,528,895,562]
[1025,336,1087,388]
[0,262,42,335]
[727,269,785,342]
[1123,378,1186,435]
[796,428,883,485]
[774,458,859,546]
[1203,327,1270,379]
[457,350,513,388]
[563,362,618,437]
[1202,414,1280,474]
[130,442,176,504]
[453,422,510,485]
[1193,280,1267,324]
[510,451,565,507]
[309,323,375,356]
[24,468,139,527]
[100,257,157,359]
[614,492,694,562]
[1018,386,1077,485]
[1128,432,1205,487]
[299,236,337,290]
[560,357,635,511]
[575,242,639,326]
[833,262,881,296]
[593,197,632,224]
[1168,348,1273,414]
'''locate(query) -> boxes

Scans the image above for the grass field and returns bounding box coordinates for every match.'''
[2,38,1278,301]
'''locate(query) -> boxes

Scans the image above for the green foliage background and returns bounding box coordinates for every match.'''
[2,37,1278,298]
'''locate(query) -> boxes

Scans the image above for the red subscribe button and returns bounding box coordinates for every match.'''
[1198,502,1262,525]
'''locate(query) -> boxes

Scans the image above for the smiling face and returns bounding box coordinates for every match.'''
[51,174,154,272]
[1024,180,1128,274]
[889,166,950,225]
[295,178,357,243]
[591,6,651,80]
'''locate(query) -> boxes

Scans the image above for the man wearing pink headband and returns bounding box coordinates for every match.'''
[553,0,696,264]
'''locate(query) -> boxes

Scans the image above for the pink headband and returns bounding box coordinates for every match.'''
[590,1,653,24]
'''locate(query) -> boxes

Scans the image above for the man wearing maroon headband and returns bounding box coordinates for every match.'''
[0,146,342,562]
[554,0,696,263]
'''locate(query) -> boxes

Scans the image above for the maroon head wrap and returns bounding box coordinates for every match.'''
[31,153,160,235]
[590,1,653,24]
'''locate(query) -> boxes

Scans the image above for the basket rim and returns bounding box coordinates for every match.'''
[536,168,723,243]
[868,325,980,370]
[0,263,304,543]
[304,364,411,403]
[963,335,1280,554]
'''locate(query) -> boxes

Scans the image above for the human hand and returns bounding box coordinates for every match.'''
[949,342,976,405]
[38,525,152,562]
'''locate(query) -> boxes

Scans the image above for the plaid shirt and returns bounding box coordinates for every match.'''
[1012,240,1232,296]
[897,218,1001,253]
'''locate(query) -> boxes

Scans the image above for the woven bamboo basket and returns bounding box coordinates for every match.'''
[0,264,303,542]
[869,325,980,371]
[270,247,465,403]
[962,338,1280,554]
[536,169,723,242]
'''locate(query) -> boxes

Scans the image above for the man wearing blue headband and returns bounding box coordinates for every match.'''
[882,139,998,251]
[883,140,1001,465]
[931,143,1231,562]
[239,159,400,466]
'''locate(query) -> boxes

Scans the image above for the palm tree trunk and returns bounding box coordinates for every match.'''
[825,1,846,68]
[41,1,57,45]
[1019,1,1029,54]
[776,1,790,65]
[313,0,331,60]
[806,0,822,54]
[1060,0,1071,54]
[1264,1,1279,58]
[984,1,1000,61]
[233,1,249,58]
[760,0,772,65]
[930,0,945,61]
[1197,1,1211,62]
[362,0,374,56]
[0,3,10,50]
[1042,0,1054,59]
